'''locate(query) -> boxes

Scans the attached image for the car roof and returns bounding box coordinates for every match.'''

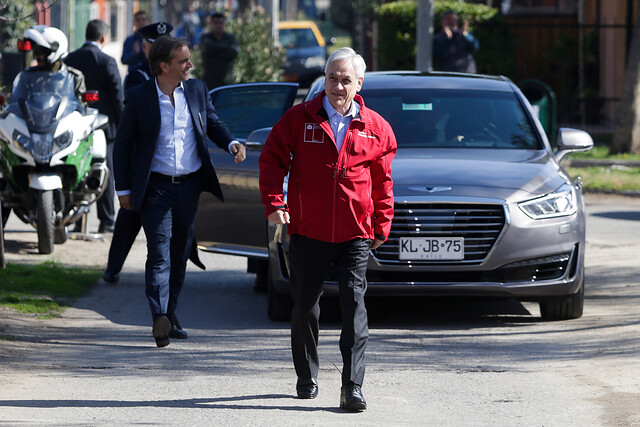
[361,71,516,92]
[278,20,325,46]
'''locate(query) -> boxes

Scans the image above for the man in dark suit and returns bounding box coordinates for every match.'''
[114,36,246,347]
[65,19,123,233]
[103,22,175,286]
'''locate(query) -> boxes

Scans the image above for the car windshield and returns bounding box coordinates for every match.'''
[279,28,319,48]
[360,88,542,149]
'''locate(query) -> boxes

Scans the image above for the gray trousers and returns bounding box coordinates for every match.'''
[289,234,370,386]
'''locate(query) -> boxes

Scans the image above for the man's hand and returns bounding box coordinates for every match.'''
[369,238,384,250]
[462,20,470,36]
[231,142,246,163]
[268,210,290,224]
[444,25,453,39]
[118,194,133,210]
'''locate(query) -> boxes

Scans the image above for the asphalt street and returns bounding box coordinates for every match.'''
[0,193,639,425]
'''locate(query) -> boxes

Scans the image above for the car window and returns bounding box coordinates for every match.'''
[210,84,298,140]
[361,88,542,150]
[279,28,319,48]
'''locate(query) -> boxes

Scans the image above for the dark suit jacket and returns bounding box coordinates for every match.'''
[113,78,234,212]
[64,42,124,141]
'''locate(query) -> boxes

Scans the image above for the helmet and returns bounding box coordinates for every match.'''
[23,25,69,65]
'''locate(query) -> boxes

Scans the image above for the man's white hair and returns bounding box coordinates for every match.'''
[325,47,366,78]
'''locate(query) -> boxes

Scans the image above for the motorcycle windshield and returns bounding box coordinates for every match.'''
[9,70,82,133]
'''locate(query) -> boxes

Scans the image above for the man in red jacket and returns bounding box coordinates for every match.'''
[259,47,397,411]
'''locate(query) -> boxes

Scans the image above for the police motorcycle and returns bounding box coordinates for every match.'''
[0,26,109,254]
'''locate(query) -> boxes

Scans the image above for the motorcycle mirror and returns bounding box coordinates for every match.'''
[82,91,99,103]
[17,39,32,52]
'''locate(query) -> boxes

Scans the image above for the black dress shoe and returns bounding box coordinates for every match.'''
[340,382,367,411]
[168,314,188,339]
[152,314,171,347]
[102,270,119,284]
[296,378,318,399]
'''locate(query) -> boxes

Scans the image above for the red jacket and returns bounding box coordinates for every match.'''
[259,93,397,243]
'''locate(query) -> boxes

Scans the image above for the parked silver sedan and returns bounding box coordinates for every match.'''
[195,72,593,321]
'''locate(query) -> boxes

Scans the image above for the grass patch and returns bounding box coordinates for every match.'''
[567,166,640,192]
[567,144,640,161]
[0,261,101,318]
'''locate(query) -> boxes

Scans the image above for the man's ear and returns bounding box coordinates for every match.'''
[99,35,106,45]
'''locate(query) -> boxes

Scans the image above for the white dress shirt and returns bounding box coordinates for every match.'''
[322,95,360,152]
[150,80,202,176]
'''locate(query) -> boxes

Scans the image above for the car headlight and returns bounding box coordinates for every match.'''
[305,56,326,69]
[518,183,577,219]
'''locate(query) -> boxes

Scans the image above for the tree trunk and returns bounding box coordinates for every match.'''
[612,7,640,154]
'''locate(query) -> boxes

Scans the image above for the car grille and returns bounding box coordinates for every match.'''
[372,202,506,265]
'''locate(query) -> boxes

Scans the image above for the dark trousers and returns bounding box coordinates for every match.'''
[289,234,370,387]
[139,174,202,318]
[97,141,115,227]
[105,207,142,275]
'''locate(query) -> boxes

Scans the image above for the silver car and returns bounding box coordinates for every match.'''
[195,72,593,321]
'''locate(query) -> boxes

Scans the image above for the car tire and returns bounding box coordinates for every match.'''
[267,272,293,322]
[539,278,584,321]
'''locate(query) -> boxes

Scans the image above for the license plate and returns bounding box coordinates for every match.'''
[399,237,464,260]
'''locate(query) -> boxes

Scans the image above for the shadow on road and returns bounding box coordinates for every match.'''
[591,211,640,221]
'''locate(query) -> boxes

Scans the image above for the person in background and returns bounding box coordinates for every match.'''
[259,47,397,411]
[65,19,124,234]
[198,11,239,89]
[433,10,479,73]
[113,37,246,347]
[22,25,85,97]
[121,11,150,67]
[123,22,173,91]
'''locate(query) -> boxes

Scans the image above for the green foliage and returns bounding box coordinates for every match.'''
[377,0,417,70]
[0,0,36,50]
[329,0,356,35]
[566,166,640,192]
[0,261,101,317]
[227,8,285,83]
[377,0,516,76]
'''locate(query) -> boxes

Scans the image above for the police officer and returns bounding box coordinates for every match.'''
[123,22,173,91]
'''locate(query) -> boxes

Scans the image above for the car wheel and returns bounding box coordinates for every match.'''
[539,278,584,320]
[267,270,292,322]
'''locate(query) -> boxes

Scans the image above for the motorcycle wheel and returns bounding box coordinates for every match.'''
[36,190,55,254]
[54,225,68,244]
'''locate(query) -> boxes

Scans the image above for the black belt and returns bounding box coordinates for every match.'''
[150,170,199,184]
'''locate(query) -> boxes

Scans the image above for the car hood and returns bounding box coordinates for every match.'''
[391,148,569,202]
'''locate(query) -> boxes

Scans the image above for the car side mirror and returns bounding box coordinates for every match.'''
[245,127,272,150]
[554,127,593,162]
